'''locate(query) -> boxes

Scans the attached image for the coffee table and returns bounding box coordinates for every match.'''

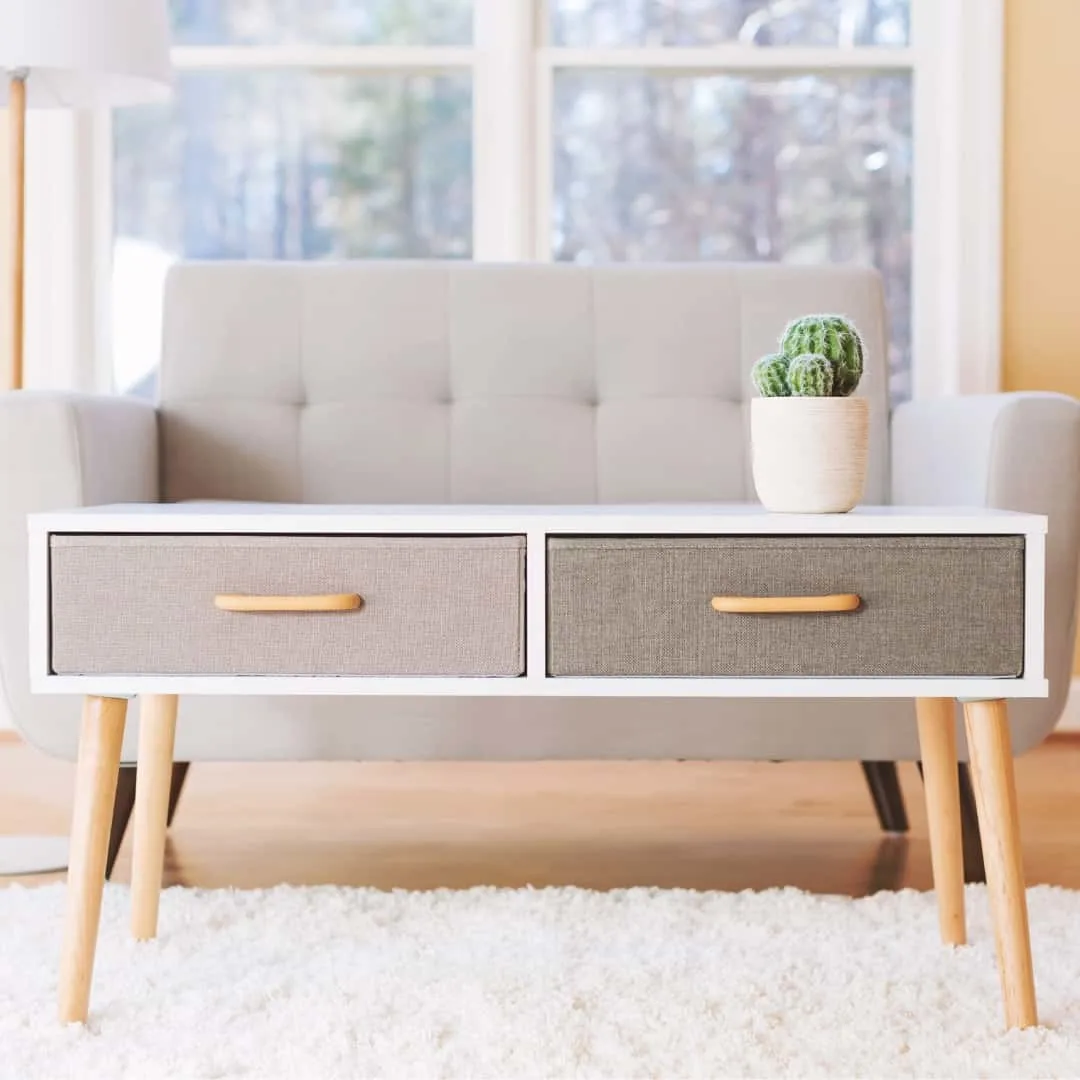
[29,503,1047,1029]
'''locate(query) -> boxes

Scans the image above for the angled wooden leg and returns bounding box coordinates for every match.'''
[131,695,179,942]
[59,696,128,1024]
[962,699,1037,1029]
[916,698,966,945]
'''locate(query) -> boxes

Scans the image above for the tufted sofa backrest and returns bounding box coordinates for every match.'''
[159,262,890,504]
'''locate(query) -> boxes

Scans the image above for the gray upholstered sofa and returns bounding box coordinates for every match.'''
[2,262,1079,835]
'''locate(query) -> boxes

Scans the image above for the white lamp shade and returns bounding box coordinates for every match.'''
[0,0,172,108]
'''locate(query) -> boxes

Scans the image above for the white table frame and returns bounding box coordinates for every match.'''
[28,503,1048,1030]
[30,503,1047,701]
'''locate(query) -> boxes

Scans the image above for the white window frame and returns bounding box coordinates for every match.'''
[24,0,1002,400]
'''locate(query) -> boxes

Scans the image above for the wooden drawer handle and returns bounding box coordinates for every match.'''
[214,593,362,613]
[711,594,861,614]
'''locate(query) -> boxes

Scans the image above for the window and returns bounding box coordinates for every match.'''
[543,0,912,396]
[168,0,473,46]
[552,71,911,391]
[115,72,472,262]
[549,0,909,47]
[112,1,474,394]
[99,0,997,401]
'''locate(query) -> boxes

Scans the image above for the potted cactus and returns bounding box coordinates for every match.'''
[749,314,869,514]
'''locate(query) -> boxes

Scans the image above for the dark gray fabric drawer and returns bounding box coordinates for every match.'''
[547,536,1025,677]
[50,535,525,676]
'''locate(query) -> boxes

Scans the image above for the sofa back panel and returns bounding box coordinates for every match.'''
[159,262,890,505]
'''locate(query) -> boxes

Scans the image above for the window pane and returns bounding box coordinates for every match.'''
[170,0,473,46]
[113,71,471,393]
[551,0,910,47]
[553,72,912,397]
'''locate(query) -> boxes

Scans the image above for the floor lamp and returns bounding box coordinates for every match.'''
[0,0,171,874]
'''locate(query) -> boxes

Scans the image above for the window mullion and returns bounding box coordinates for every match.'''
[542,45,914,72]
[91,110,116,393]
[911,0,1004,396]
[23,112,97,392]
[473,0,536,260]
[534,42,554,262]
[170,45,475,71]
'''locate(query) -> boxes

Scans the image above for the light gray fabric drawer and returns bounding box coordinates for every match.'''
[50,535,525,677]
[547,536,1025,678]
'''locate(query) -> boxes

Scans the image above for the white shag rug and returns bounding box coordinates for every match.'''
[2,884,1080,1079]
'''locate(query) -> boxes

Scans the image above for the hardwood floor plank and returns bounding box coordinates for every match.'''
[2,736,1078,896]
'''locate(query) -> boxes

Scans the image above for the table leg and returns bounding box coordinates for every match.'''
[916,697,966,945]
[58,696,128,1024]
[961,698,1037,1029]
[131,695,179,941]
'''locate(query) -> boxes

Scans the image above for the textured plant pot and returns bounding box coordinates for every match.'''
[751,396,870,513]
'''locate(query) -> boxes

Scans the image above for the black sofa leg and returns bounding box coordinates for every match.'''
[105,762,191,880]
[861,760,910,833]
[956,763,986,883]
[914,760,986,884]
[167,762,190,827]
[106,766,137,881]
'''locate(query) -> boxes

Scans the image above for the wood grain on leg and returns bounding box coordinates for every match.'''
[58,696,128,1024]
[916,698,966,945]
[131,695,179,941]
[962,699,1037,1029]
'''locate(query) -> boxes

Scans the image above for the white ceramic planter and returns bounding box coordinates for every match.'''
[750,397,870,514]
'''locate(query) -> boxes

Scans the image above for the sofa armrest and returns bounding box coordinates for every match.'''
[0,392,158,754]
[892,393,1080,513]
[0,391,158,519]
[892,392,1080,738]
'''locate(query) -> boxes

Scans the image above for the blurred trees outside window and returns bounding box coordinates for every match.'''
[114,0,911,398]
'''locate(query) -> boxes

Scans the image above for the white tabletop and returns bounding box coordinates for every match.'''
[31,502,1047,537]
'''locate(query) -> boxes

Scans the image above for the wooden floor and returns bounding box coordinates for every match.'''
[3,733,1079,896]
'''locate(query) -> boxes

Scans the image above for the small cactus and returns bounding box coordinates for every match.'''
[788,352,835,397]
[751,352,790,397]
[780,314,863,396]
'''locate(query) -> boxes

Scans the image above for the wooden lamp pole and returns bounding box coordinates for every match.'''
[0,67,68,877]
[0,67,69,877]
[8,69,26,391]
[0,0,172,880]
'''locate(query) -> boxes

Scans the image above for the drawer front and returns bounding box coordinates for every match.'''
[547,536,1025,678]
[51,535,525,677]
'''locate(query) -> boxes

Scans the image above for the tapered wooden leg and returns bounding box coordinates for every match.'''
[916,698,966,945]
[962,699,1037,1029]
[59,696,128,1024]
[131,695,179,941]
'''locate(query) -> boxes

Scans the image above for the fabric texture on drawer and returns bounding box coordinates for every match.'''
[547,536,1025,678]
[50,535,524,677]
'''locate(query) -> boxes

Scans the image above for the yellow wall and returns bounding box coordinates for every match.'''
[1003,0,1080,396]
[1002,0,1080,670]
